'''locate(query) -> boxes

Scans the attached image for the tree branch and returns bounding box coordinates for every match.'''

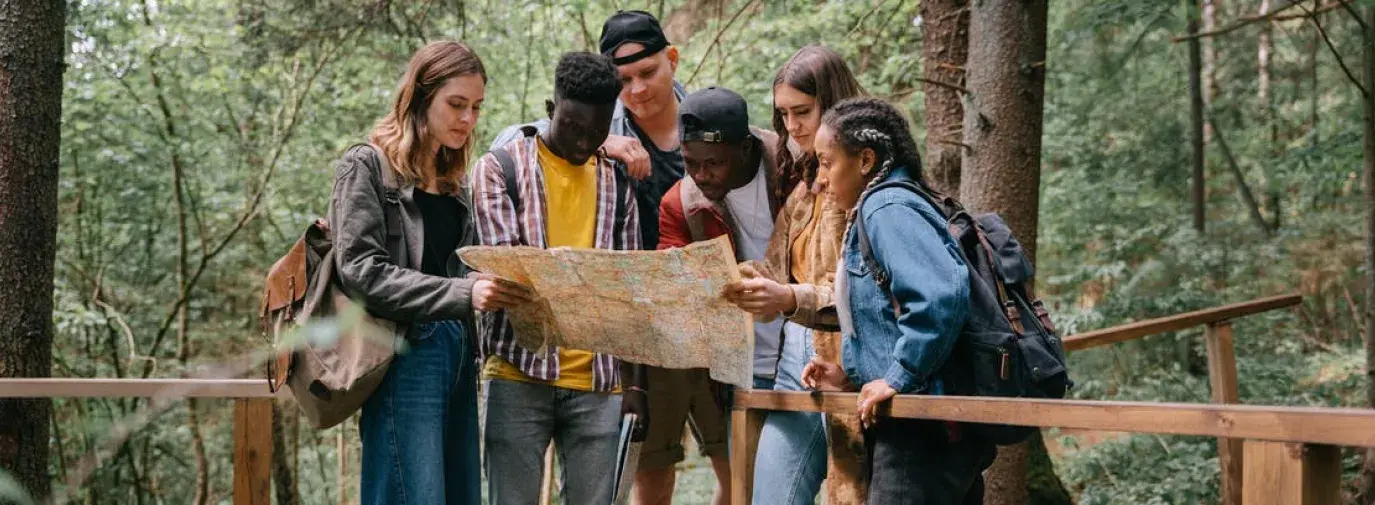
[685,0,758,88]
[916,77,969,95]
[936,138,973,150]
[1207,115,1275,236]
[1304,2,1369,97]
[1172,0,1309,42]
[1272,0,1355,21]
[1335,0,1366,29]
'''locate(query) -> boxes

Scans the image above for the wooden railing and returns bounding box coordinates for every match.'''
[1063,292,1301,505]
[732,293,1319,505]
[730,392,1375,505]
[0,378,275,505]
[0,294,1316,504]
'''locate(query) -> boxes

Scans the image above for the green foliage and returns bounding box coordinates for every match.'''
[45,0,1372,502]
[1040,0,1371,502]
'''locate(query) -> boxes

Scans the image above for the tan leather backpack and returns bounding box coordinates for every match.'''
[259,144,400,429]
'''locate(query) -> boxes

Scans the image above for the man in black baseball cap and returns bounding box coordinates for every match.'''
[600,10,671,66]
[596,11,687,252]
[641,86,789,505]
[678,86,759,201]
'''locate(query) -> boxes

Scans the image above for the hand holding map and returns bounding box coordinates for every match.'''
[458,236,754,388]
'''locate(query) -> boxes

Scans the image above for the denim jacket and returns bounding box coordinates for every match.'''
[840,166,969,394]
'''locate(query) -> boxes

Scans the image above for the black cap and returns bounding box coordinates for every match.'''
[599,10,670,65]
[681,87,750,144]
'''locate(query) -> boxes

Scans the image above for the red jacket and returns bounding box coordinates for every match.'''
[658,127,792,259]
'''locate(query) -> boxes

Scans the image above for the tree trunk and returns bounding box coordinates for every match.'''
[1259,0,1282,230]
[959,2,1066,504]
[0,1,66,502]
[1188,0,1208,233]
[1257,0,1271,107]
[1202,0,1221,107]
[1309,0,1321,146]
[921,0,970,196]
[1359,7,1375,504]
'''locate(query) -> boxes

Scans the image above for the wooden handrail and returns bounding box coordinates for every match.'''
[1062,293,1301,351]
[0,378,277,505]
[734,390,1375,448]
[0,378,274,398]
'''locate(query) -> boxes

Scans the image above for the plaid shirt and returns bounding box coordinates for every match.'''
[471,127,641,391]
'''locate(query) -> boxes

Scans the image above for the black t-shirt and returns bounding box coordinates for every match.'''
[627,120,685,250]
[413,189,466,277]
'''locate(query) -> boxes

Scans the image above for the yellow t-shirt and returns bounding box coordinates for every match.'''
[484,137,599,391]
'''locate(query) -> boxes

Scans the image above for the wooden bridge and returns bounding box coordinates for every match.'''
[1,293,1371,505]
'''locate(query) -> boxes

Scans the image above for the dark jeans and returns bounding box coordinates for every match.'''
[863,418,996,505]
[360,320,481,505]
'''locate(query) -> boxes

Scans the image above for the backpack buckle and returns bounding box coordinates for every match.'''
[1004,300,1025,334]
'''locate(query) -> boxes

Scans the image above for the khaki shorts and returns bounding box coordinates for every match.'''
[639,366,728,470]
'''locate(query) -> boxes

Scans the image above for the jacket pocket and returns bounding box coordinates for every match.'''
[844,249,871,277]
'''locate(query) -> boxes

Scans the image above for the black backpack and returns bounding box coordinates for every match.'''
[855,180,1071,445]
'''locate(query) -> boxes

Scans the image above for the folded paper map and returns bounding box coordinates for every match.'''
[458,236,754,388]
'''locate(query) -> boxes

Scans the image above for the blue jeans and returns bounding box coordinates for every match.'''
[360,320,481,505]
[482,379,622,505]
[753,322,827,505]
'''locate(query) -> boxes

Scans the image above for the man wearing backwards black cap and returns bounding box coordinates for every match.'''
[644,86,790,505]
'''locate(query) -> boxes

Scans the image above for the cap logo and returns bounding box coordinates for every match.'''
[683,130,726,143]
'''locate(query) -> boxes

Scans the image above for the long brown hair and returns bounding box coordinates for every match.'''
[369,41,486,193]
[772,45,866,188]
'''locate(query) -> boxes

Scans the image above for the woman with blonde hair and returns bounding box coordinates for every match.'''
[329,41,531,505]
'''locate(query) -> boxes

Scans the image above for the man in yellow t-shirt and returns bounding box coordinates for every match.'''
[471,52,644,505]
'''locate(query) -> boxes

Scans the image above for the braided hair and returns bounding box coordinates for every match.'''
[819,97,935,197]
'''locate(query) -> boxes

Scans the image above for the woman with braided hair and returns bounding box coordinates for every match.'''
[799,97,995,504]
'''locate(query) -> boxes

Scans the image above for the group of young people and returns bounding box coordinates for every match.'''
[328,9,993,505]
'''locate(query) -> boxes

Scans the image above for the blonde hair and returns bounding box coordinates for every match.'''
[369,41,486,193]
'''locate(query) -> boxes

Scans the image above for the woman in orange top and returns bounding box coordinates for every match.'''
[725,45,864,504]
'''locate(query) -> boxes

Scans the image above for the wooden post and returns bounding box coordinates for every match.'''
[234,398,273,505]
[1205,321,1243,505]
[729,406,766,505]
[1241,441,1341,505]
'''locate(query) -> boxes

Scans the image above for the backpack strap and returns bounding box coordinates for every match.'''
[490,148,521,214]
[854,180,928,294]
[612,165,629,250]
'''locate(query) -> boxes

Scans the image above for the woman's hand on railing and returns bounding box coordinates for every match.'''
[724,264,797,317]
[801,358,856,393]
[471,275,535,312]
